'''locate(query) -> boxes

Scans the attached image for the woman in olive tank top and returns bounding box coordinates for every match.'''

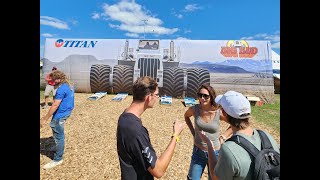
[185,84,233,180]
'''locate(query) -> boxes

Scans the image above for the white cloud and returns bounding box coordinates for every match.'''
[70,20,78,25]
[125,33,139,38]
[255,33,280,42]
[241,31,280,49]
[184,30,191,34]
[176,14,183,19]
[176,37,189,40]
[241,31,280,42]
[171,10,183,19]
[92,13,100,19]
[109,23,178,35]
[241,36,254,40]
[41,33,54,37]
[108,23,119,29]
[100,1,178,36]
[271,42,280,48]
[40,16,70,30]
[184,4,201,12]
[171,3,202,19]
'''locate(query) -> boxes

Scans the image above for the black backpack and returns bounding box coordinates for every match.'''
[226,129,280,180]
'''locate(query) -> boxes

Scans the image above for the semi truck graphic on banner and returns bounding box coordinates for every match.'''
[41,38,275,103]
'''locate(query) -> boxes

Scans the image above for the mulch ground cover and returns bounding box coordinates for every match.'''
[40,93,280,180]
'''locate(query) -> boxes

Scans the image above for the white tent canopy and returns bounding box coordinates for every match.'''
[271,50,280,70]
[272,50,280,61]
[271,50,280,79]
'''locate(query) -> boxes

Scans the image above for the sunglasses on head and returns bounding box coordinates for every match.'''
[197,93,210,99]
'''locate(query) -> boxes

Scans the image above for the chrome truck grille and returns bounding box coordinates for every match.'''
[138,58,160,80]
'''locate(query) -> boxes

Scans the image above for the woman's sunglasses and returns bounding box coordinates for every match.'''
[197,93,210,99]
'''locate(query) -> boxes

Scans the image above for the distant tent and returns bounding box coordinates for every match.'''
[271,50,280,60]
[271,50,280,70]
[271,50,280,94]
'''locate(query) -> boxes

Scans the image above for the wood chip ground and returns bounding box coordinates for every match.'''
[40,93,280,180]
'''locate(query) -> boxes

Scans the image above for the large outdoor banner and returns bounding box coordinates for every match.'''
[42,38,274,103]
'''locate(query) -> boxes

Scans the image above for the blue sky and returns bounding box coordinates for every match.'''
[40,0,280,58]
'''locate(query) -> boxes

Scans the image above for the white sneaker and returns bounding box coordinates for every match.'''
[43,160,63,169]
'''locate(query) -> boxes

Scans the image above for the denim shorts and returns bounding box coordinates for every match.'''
[187,145,219,180]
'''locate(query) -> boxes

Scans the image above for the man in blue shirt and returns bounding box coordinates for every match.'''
[40,70,75,169]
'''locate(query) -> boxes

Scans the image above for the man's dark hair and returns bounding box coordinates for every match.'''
[226,114,250,129]
[132,76,158,101]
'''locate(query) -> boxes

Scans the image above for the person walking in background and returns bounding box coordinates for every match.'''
[184,84,233,180]
[43,66,57,109]
[198,90,280,180]
[40,70,75,169]
[116,76,186,180]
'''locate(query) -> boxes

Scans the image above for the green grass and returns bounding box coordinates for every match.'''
[251,94,280,133]
[40,90,45,99]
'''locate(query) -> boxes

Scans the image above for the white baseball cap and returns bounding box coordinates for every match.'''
[215,91,251,119]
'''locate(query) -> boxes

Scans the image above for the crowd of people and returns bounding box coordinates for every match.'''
[40,72,279,180]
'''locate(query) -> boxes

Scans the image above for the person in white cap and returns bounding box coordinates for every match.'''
[198,90,280,180]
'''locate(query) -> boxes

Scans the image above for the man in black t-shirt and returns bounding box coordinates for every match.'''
[116,76,186,180]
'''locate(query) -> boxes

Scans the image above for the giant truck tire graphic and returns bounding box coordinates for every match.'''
[162,67,184,97]
[112,65,134,94]
[186,68,210,98]
[90,64,111,93]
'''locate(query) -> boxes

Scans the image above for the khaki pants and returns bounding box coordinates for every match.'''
[44,84,57,96]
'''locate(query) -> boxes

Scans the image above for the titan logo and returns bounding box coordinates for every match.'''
[55,39,98,48]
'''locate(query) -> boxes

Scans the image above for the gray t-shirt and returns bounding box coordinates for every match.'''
[214,128,280,180]
[193,104,221,150]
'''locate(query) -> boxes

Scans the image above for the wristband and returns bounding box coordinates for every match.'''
[171,134,180,142]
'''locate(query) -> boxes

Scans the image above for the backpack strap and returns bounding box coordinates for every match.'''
[256,129,274,150]
[227,130,275,158]
[227,135,260,158]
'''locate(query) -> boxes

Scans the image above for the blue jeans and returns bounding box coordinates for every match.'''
[50,115,70,161]
[187,145,219,180]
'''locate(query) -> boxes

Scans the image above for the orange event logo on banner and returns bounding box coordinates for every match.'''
[220,40,258,58]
